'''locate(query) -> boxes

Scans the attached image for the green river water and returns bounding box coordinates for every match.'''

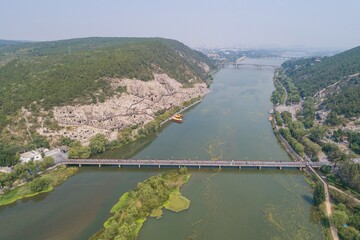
[0,59,323,240]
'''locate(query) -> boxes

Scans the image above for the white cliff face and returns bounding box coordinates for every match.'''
[47,74,209,144]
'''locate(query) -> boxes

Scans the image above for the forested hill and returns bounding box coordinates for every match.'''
[0,37,214,128]
[282,46,360,97]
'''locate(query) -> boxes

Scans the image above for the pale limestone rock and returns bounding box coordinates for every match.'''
[43,73,209,144]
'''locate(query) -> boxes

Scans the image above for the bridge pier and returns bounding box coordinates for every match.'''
[138,164,141,168]
[99,164,101,168]
[258,166,261,170]
[79,164,81,167]
[119,164,121,168]
[238,166,241,170]
[279,166,282,170]
[158,165,160,169]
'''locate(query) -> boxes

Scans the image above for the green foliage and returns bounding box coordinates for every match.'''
[309,125,327,143]
[288,120,306,139]
[0,166,77,207]
[91,168,190,240]
[329,203,360,240]
[322,143,348,162]
[281,111,292,126]
[271,71,286,105]
[301,137,321,161]
[68,141,91,159]
[283,46,360,97]
[320,165,332,174]
[60,137,75,146]
[338,226,360,240]
[301,97,316,128]
[0,37,214,152]
[325,77,360,118]
[30,178,50,192]
[0,143,20,166]
[274,111,283,126]
[0,157,55,188]
[26,133,50,149]
[274,70,301,104]
[313,181,325,206]
[325,111,343,126]
[279,128,305,157]
[89,133,107,155]
[332,210,349,228]
[348,131,360,154]
[337,161,360,192]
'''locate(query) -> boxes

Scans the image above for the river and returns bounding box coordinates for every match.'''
[0,58,324,240]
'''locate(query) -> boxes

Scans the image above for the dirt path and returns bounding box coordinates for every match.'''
[277,78,288,105]
[309,166,339,240]
[329,185,360,204]
[23,115,33,141]
[317,150,329,163]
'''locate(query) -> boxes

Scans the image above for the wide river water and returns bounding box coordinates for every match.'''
[0,59,323,240]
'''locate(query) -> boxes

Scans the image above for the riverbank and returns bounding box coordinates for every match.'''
[38,74,210,145]
[0,165,78,207]
[90,168,191,240]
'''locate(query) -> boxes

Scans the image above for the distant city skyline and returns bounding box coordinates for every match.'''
[1,0,359,50]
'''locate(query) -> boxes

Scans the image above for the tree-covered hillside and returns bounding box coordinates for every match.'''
[0,37,214,129]
[324,76,360,117]
[282,46,360,97]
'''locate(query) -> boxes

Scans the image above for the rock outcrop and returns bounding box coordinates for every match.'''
[40,74,209,144]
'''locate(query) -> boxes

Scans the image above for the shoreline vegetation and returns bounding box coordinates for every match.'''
[271,56,360,239]
[90,168,191,240]
[0,165,78,207]
[68,96,205,159]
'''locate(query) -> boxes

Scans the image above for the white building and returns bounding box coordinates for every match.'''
[20,150,42,163]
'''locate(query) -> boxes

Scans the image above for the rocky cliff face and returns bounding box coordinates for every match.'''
[38,73,209,144]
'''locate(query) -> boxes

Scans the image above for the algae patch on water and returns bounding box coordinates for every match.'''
[91,168,191,240]
[150,207,164,219]
[164,190,190,212]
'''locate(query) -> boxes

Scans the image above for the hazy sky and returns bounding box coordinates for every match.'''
[1,0,359,49]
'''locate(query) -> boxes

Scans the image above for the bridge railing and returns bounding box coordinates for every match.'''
[60,159,330,168]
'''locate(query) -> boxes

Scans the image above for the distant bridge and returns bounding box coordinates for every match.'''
[233,63,280,69]
[61,159,331,170]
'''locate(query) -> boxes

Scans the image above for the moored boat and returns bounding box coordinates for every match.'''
[171,113,183,123]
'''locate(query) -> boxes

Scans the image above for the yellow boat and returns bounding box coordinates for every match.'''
[172,113,183,123]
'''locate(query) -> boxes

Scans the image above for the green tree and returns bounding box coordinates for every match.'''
[325,111,342,126]
[281,111,292,126]
[30,178,51,192]
[332,210,349,228]
[38,157,55,171]
[313,181,325,206]
[68,141,91,159]
[338,226,360,240]
[89,134,107,155]
[309,126,327,143]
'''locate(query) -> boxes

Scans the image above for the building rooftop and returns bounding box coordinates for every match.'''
[20,150,41,158]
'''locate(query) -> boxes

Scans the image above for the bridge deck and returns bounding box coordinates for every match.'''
[61,159,329,169]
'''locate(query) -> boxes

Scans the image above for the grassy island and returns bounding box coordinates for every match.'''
[91,168,191,240]
[0,165,78,207]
